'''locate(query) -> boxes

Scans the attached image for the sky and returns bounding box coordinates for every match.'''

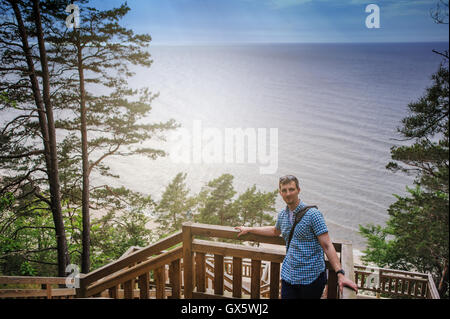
[90,0,448,44]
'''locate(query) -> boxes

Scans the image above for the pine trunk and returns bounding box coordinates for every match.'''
[76,34,91,274]
[32,0,70,277]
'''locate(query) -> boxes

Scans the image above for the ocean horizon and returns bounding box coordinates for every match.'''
[92,41,448,251]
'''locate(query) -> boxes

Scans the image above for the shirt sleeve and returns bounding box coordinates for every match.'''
[310,209,328,236]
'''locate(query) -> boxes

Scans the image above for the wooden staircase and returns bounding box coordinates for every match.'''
[4,222,423,299]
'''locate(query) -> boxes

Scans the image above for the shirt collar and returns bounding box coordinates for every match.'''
[285,200,305,214]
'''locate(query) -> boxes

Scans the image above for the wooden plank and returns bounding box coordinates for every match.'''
[169,259,181,299]
[378,268,428,278]
[340,243,357,299]
[123,279,134,299]
[155,266,166,299]
[189,223,286,246]
[251,259,261,299]
[87,247,182,297]
[46,284,52,299]
[196,252,206,293]
[192,291,236,299]
[214,254,224,296]
[407,279,413,296]
[381,273,428,283]
[427,274,440,299]
[0,288,75,298]
[182,223,194,299]
[269,262,280,299]
[327,269,338,299]
[108,285,118,299]
[0,276,67,285]
[232,257,242,298]
[192,239,285,263]
[138,272,150,299]
[420,281,427,297]
[394,277,399,294]
[83,231,182,286]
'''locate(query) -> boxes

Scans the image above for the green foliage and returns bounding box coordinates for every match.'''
[194,174,276,228]
[155,172,196,238]
[232,185,277,227]
[0,192,155,275]
[196,174,237,226]
[90,210,155,270]
[360,61,449,298]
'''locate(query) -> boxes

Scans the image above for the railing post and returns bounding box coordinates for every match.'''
[108,285,119,299]
[327,269,338,299]
[232,257,242,298]
[196,253,206,293]
[182,222,194,299]
[124,279,134,299]
[138,272,150,299]
[214,254,224,296]
[340,242,357,299]
[155,266,166,299]
[251,259,261,299]
[76,274,87,298]
[169,259,182,299]
[269,262,280,299]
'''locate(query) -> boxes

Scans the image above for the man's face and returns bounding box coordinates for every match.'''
[279,181,300,205]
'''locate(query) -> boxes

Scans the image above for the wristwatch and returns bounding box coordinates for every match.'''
[336,269,345,276]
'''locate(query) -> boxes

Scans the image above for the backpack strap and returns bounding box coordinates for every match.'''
[286,205,318,252]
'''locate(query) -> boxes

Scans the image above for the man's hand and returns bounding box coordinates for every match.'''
[234,226,251,237]
[338,274,358,295]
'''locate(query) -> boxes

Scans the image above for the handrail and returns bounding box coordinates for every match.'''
[86,247,183,297]
[0,276,75,299]
[80,231,182,287]
[354,265,440,299]
[182,222,355,299]
[426,274,440,299]
[354,265,429,278]
[340,241,357,299]
[192,239,285,263]
[188,222,343,252]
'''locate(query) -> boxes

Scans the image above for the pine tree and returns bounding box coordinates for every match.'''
[155,172,196,237]
[360,59,449,298]
[40,0,178,273]
[0,0,70,276]
[232,185,277,227]
[196,174,237,226]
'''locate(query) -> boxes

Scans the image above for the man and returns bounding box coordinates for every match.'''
[235,175,358,299]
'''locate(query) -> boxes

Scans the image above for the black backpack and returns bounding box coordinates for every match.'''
[286,205,318,251]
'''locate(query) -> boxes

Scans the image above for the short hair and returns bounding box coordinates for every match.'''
[279,175,300,190]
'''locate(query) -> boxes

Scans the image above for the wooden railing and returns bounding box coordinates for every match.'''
[182,222,357,299]
[354,265,440,299]
[76,231,184,298]
[0,222,358,299]
[0,276,76,299]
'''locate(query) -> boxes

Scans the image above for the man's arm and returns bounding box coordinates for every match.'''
[235,226,281,237]
[317,232,358,294]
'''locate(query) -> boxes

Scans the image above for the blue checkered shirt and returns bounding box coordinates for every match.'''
[275,201,328,285]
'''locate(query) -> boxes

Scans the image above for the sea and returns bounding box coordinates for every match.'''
[95,42,449,251]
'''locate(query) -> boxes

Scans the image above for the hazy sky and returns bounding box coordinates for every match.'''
[90,0,448,44]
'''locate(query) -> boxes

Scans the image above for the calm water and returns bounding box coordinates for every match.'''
[97,42,448,250]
